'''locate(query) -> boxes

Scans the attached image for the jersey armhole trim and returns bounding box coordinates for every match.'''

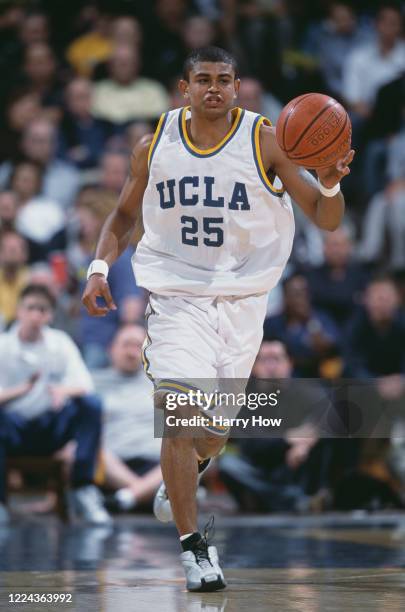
[148,112,169,170]
[252,115,285,197]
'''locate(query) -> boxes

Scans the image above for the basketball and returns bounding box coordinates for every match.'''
[276,93,352,169]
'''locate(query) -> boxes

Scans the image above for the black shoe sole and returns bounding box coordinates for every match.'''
[189,577,227,592]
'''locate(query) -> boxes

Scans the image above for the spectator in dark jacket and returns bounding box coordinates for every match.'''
[306,226,369,329]
[264,274,341,377]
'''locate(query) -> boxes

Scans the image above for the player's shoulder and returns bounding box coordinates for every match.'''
[130,134,155,173]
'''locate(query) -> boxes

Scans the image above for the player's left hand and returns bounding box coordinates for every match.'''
[316,149,355,189]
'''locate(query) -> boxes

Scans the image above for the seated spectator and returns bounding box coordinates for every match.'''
[303,1,373,100]
[263,274,341,377]
[20,42,63,122]
[342,3,405,120]
[99,151,128,193]
[91,16,143,81]
[126,122,153,152]
[58,78,107,169]
[67,188,145,367]
[92,324,162,511]
[344,276,405,385]
[237,76,283,124]
[0,284,111,525]
[8,159,42,205]
[0,191,19,232]
[306,226,369,329]
[66,11,112,77]
[0,88,41,163]
[0,118,80,209]
[219,340,330,513]
[0,231,29,328]
[8,161,66,263]
[92,43,169,127]
[359,129,405,269]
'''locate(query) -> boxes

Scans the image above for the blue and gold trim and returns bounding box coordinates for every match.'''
[252,115,284,197]
[148,112,168,170]
[141,299,155,382]
[155,379,230,436]
[155,379,204,395]
[179,106,245,158]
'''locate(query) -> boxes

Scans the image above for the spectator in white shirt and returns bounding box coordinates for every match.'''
[0,284,111,525]
[342,3,405,119]
[92,324,162,512]
[92,43,169,126]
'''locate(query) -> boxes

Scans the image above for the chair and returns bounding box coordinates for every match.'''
[5,456,69,521]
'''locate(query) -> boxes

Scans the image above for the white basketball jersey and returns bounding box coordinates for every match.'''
[132,106,295,296]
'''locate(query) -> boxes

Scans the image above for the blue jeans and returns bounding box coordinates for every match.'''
[0,394,102,502]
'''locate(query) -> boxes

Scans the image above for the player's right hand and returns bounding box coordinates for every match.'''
[81,273,117,316]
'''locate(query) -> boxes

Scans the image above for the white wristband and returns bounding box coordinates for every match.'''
[317,178,340,198]
[87,259,109,280]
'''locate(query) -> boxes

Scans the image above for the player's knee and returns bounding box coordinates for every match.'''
[194,434,227,459]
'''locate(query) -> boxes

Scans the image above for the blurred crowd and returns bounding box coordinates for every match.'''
[1,0,405,523]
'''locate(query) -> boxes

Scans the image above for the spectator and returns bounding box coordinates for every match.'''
[92,44,169,126]
[99,152,128,193]
[359,132,405,270]
[306,226,369,328]
[110,16,142,48]
[21,43,63,120]
[0,118,80,209]
[342,3,405,119]
[142,0,187,84]
[58,78,106,169]
[8,161,66,263]
[263,274,341,377]
[181,15,218,52]
[67,188,145,367]
[219,340,329,513]
[0,284,111,525]
[18,12,49,47]
[93,324,162,511]
[304,1,373,100]
[345,277,405,386]
[66,12,112,77]
[0,191,19,232]
[0,88,41,163]
[8,160,42,205]
[237,76,283,123]
[0,231,29,328]
[126,122,153,152]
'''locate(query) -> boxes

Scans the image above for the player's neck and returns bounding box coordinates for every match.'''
[187,108,236,150]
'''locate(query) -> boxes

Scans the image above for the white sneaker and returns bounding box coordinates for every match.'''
[67,485,113,525]
[0,502,10,525]
[181,541,226,592]
[154,458,211,523]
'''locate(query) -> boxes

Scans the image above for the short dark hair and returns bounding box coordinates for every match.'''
[19,283,56,309]
[182,46,238,81]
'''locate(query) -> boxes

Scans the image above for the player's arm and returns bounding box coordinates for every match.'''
[259,125,354,231]
[82,134,152,316]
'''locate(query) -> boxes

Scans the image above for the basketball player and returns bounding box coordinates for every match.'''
[82,47,354,592]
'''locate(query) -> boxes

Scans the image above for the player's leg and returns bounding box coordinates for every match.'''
[158,399,227,591]
[144,294,227,590]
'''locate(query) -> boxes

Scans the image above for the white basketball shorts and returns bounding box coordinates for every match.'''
[142,292,268,433]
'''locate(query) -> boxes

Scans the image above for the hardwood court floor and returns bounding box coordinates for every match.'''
[1,513,405,611]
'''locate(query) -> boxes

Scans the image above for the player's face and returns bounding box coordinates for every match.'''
[180,62,239,117]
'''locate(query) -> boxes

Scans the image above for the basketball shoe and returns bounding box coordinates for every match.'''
[181,517,227,592]
[153,458,211,523]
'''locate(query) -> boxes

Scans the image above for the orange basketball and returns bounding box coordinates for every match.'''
[275,93,352,169]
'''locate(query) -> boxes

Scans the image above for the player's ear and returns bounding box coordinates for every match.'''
[179,79,189,99]
[234,78,241,99]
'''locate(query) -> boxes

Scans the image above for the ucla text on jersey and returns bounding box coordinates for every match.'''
[133,107,295,296]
